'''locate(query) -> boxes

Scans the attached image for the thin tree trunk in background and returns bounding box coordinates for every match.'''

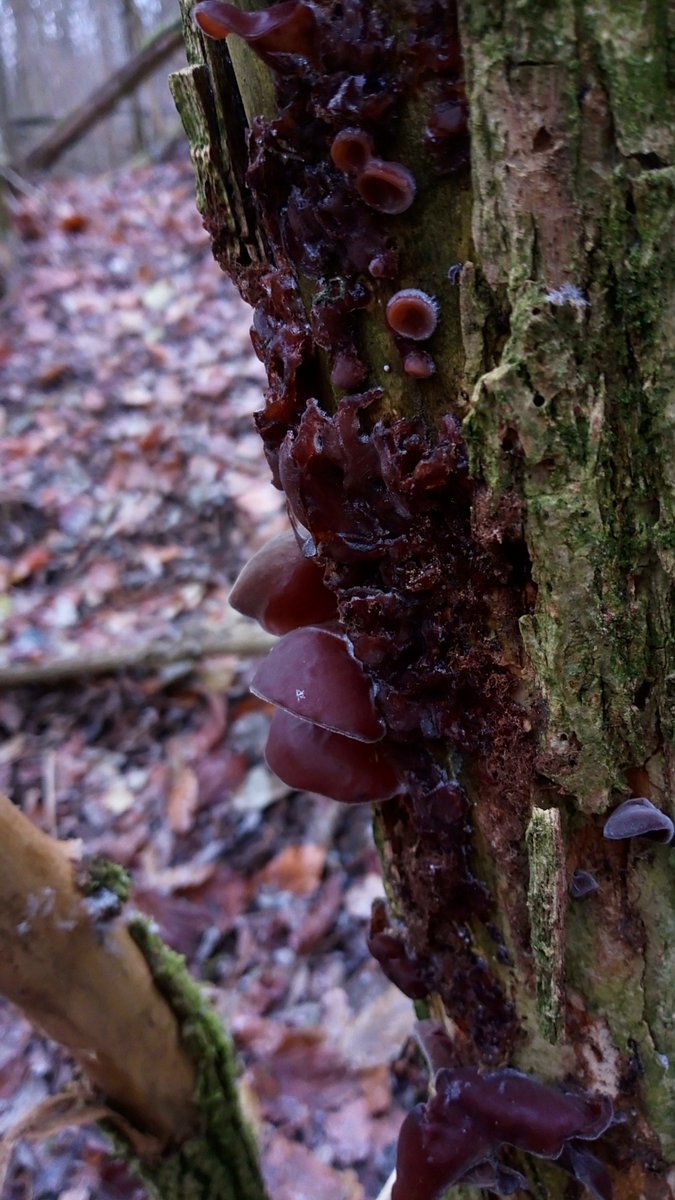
[120,0,147,154]
[22,21,182,172]
[172,1,674,1196]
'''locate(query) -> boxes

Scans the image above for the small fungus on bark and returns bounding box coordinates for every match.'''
[265,708,400,803]
[403,349,436,378]
[386,289,439,340]
[392,1066,613,1200]
[251,624,385,742]
[367,899,436,999]
[330,128,375,174]
[602,796,674,845]
[569,869,600,898]
[355,159,417,214]
[229,530,337,634]
[192,0,320,68]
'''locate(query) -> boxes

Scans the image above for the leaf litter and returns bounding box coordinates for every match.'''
[0,154,422,1200]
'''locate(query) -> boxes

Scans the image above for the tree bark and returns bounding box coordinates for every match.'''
[21,20,183,173]
[172,1,674,1196]
[0,793,268,1200]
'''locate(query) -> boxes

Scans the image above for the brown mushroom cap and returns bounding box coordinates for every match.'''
[251,624,385,742]
[229,531,337,635]
[386,289,439,340]
[330,128,375,174]
[355,159,416,214]
[265,708,400,803]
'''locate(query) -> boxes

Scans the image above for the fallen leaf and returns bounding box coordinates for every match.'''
[256,844,327,897]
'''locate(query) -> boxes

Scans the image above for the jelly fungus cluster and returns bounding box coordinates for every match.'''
[394,1030,614,1200]
[208,0,528,1075]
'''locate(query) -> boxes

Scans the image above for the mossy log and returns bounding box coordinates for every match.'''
[172,1,674,1196]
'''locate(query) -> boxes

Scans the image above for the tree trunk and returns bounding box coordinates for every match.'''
[172,1,674,1196]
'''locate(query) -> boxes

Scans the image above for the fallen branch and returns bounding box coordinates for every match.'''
[0,622,276,688]
[22,21,183,172]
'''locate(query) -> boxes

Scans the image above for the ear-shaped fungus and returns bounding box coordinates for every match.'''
[330,128,374,174]
[602,796,674,844]
[403,349,436,378]
[229,530,337,634]
[355,159,417,214]
[192,0,319,67]
[251,624,385,741]
[392,1066,613,1200]
[386,289,439,340]
[265,708,400,803]
[569,869,599,898]
[368,899,436,999]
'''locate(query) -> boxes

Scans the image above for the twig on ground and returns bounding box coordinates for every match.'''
[0,623,276,688]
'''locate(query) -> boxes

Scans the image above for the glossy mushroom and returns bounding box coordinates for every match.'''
[355,159,416,214]
[602,797,674,845]
[403,349,436,378]
[251,625,385,741]
[368,899,434,999]
[265,708,400,803]
[330,128,374,174]
[192,0,319,66]
[569,869,599,898]
[386,288,439,340]
[392,1067,613,1200]
[229,530,337,634]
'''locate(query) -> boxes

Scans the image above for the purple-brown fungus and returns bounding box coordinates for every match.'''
[355,159,417,214]
[251,624,385,741]
[602,796,674,845]
[386,288,439,340]
[229,530,337,634]
[392,1066,613,1200]
[367,899,437,999]
[569,869,600,899]
[265,708,400,804]
[403,349,436,378]
[192,0,319,67]
[329,128,375,175]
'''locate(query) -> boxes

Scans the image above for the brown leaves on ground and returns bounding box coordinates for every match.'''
[0,156,421,1200]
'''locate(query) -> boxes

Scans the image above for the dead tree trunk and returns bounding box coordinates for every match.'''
[172,1,674,1196]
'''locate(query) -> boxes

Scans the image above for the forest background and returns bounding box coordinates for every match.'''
[0,2,410,1197]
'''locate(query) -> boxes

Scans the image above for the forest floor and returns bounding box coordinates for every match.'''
[0,153,423,1200]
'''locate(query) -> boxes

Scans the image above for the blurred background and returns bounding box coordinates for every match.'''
[0,5,421,1198]
[0,0,184,174]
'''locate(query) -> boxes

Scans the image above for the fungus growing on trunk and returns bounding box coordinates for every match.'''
[192,0,320,68]
[570,869,599,898]
[386,289,439,339]
[392,1066,613,1200]
[229,530,337,634]
[265,708,400,803]
[330,128,375,174]
[355,159,417,214]
[251,624,385,741]
[602,796,674,844]
[367,899,437,999]
[403,349,436,378]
